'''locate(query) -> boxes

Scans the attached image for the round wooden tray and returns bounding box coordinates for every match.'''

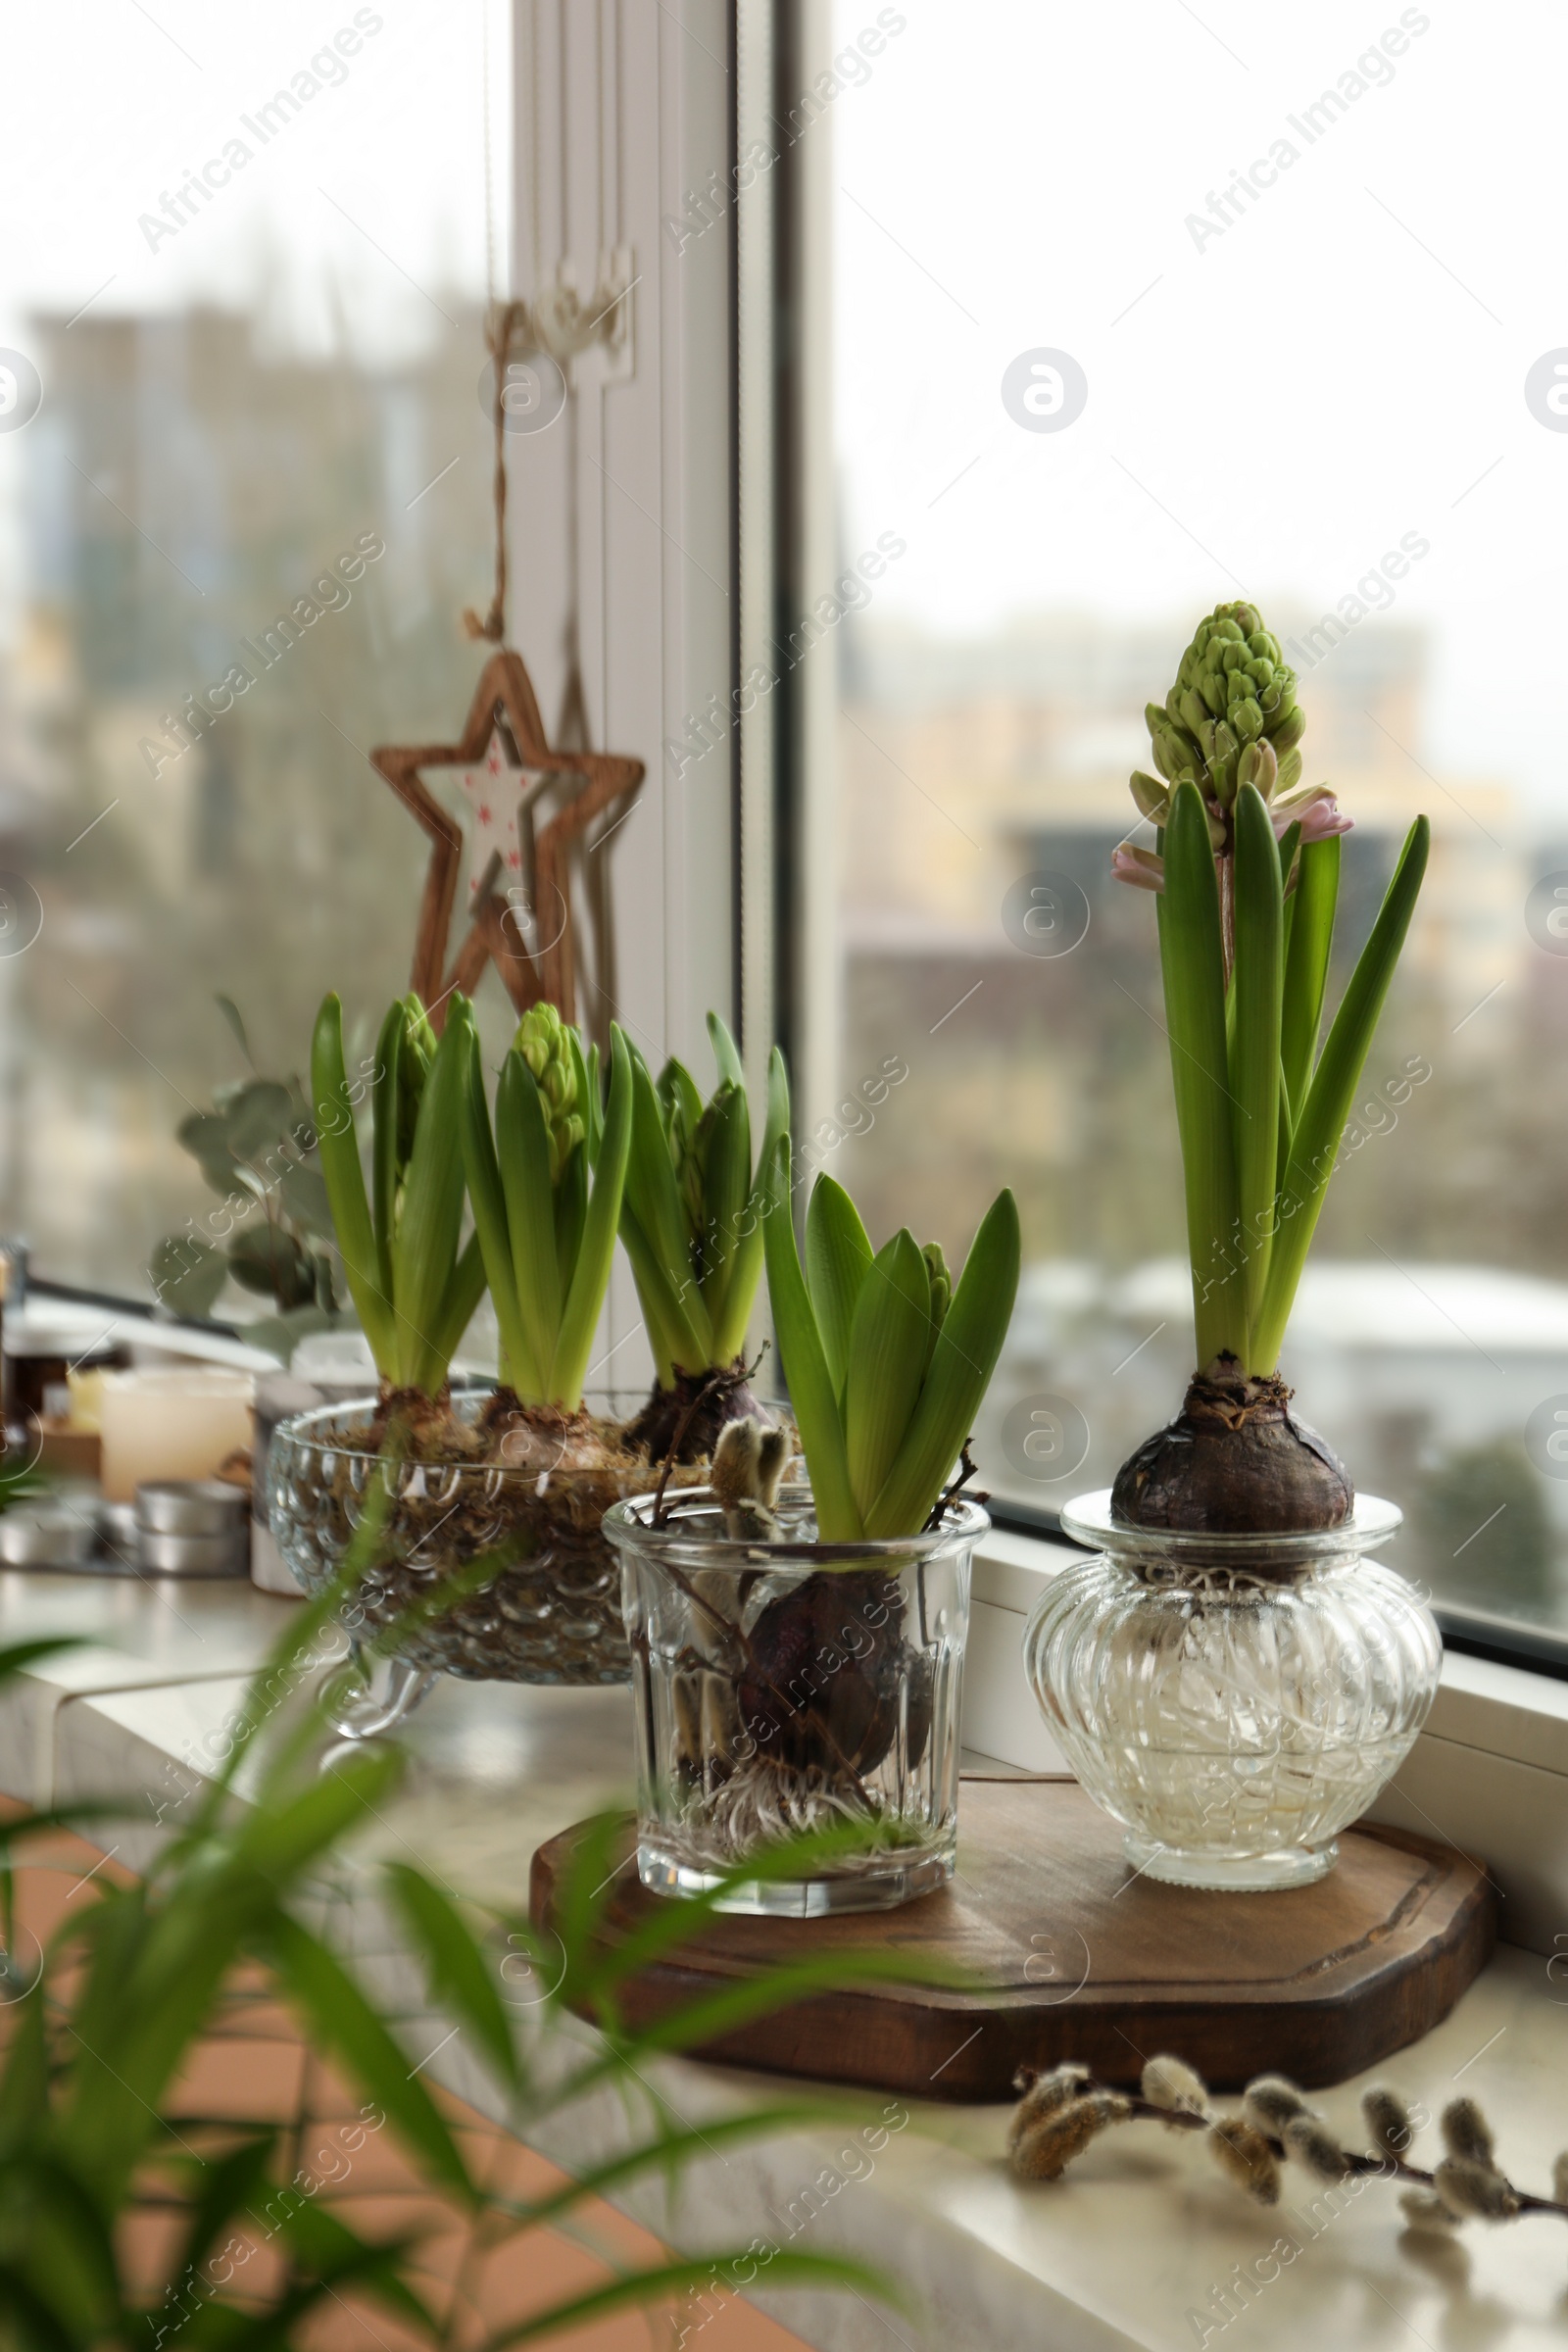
[529,1779,1496,2103]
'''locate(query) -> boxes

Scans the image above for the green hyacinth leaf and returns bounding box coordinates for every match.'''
[1253,816,1429,1371]
[864,1189,1020,1541]
[844,1229,932,1520]
[761,1140,862,1543]
[804,1175,874,1403]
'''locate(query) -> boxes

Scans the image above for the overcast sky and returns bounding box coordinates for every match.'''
[833,0,1568,807]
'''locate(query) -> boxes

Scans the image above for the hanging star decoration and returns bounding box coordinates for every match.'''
[370,648,643,1034]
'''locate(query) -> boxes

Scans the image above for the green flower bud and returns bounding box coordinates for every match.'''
[1238,740,1278,798]
[1130,769,1171,822]
[1180,688,1210,739]
[1152,730,1190,784]
[1161,602,1304,799]
[514,1004,582,1185]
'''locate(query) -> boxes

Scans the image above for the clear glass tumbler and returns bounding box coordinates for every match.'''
[1024,1492,1440,1889]
[605,1486,983,1916]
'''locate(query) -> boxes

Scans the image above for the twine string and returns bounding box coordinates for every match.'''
[463,299,531,646]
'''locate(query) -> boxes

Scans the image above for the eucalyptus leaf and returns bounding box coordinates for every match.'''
[148,1234,228,1319]
[175,1110,238,1175]
[227,1224,315,1307]
[241,1303,346,1364]
[224,1079,297,1163]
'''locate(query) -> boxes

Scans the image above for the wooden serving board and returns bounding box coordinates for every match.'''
[529,1780,1496,2102]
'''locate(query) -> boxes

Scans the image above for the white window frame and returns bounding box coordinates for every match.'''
[509,0,738,1391]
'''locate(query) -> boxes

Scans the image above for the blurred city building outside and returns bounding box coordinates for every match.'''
[0,297,502,1293]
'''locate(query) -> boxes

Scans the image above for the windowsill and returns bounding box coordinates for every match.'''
[0,1573,1564,2352]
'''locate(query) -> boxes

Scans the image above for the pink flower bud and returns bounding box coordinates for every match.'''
[1111,845,1165,893]
[1298,795,1353,842]
[1270,783,1354,844]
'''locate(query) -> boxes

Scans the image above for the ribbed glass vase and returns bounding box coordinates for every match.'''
[1024,1493,1440,1889]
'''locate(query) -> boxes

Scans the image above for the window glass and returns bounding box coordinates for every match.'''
[830,1,1568,1629]
[0,1,506,1297]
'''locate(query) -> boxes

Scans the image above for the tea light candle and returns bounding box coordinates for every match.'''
[98,1369,254,1502]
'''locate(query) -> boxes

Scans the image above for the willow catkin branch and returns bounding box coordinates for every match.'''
[1209,2117,1281,2205]
[1441,2096,1496,2170]
[1242,2075,1312,2139]
[1434,2157,1520,2222]
[1361,2084,1414,2162]
[1004,2073,1568,2226]
[1284,2116,1353,2182]
[1011,2092,1131,2182]
[1142,2055,1209,2120]
[1008,2064,1089,2156]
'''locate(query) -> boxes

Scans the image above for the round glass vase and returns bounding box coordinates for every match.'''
[604,1486,984,1918]
[1023,1492,1440,1891]
[268,1389,691,1733]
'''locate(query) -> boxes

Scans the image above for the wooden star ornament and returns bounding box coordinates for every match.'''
[371,650,643,1034]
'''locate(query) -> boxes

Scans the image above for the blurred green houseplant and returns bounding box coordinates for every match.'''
[0,1530,907,2345]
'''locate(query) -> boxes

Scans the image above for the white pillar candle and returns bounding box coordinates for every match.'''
[98,1369,254,1502]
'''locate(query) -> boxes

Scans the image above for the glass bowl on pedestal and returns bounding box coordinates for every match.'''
[1023,1491,1440,1890]
[268,1386,700,1735]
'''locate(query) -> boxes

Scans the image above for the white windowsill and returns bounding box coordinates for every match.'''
[0,1568,1565,2352]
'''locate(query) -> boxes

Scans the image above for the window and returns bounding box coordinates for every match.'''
[0,1,509,1297]
[813,0,1568,1643]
